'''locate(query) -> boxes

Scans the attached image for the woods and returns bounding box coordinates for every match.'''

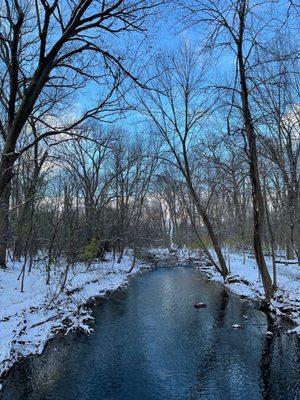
[0,0,299,301]
[1,2,300,396]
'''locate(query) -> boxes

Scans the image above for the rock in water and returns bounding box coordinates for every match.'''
[194,303,207,309]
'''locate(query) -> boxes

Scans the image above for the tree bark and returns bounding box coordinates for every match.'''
[237,0,273,300]
[264,183,277,289]
[187,180,229,278]
[0,182,11,268]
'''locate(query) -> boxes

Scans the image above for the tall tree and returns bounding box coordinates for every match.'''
[182,0,276,299]
[138,44,229,278]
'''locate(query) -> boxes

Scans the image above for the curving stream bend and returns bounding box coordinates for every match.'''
[1,267,300,400]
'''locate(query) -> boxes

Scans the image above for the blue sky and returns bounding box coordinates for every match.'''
[71,0,299,138]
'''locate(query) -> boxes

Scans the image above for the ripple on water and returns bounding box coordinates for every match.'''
[1,267,300,400]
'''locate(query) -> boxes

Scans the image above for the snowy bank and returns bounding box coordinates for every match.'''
[196,252,300,333]
[1,247,299,383]
[0,255,147,380]
[150,248,300,332]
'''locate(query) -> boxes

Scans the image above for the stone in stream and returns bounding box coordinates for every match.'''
[232,324,243,329]
[194,303,207,309]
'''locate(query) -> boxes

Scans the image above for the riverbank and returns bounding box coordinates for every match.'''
[3,267,299,400]
[204,253,300,332]
[151,249,300,333]
[0,255,147,381]
[151,248,300,335]
[1,248,299,383]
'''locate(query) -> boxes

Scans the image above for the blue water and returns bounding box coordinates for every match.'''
[1,267,300,399]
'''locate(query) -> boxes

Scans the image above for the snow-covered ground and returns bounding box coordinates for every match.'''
[207,252,300,333]
[0,255,146,379]
[196,251,300,333]
[1,247,299,382]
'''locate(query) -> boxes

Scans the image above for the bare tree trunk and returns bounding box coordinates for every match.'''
[61,263,71,292]
[264,182,277,289]
[285,188,295,260]
[187,181,229,278]
[237,0,273,300]
[0,182,11,268]
[127,247,137,273]
[289,187,300,264]
[286,234,294,260]
[117,239,125,263]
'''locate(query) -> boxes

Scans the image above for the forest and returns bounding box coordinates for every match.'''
[0,1,299,398]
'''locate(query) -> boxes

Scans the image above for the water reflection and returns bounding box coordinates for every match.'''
[259,318,276,400]
[190,289,229,399]
[259,318,300,400]
[1,268,300,400]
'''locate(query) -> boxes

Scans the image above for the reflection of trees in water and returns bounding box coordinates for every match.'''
[259,320,300,400]
[259,316,276,400]
[0,332,82,400]
[3,272,300,400]
[107,287,130,317]
[1,290,133,400]
[189,288,229,399]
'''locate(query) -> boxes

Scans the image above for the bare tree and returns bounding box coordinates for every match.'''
[138,44,229,278]
[60,127,116,245]
[111,136,158,262]
[181,0,276,299]
[254,47,300,264]
[0,0,162,267]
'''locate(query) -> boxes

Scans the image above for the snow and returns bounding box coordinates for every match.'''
[0,255,146,380]
[1,247,300,382]
[196,252,300,332]
[149,247,300,333]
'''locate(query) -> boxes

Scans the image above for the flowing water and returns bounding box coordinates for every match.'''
[1,267,300,400]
